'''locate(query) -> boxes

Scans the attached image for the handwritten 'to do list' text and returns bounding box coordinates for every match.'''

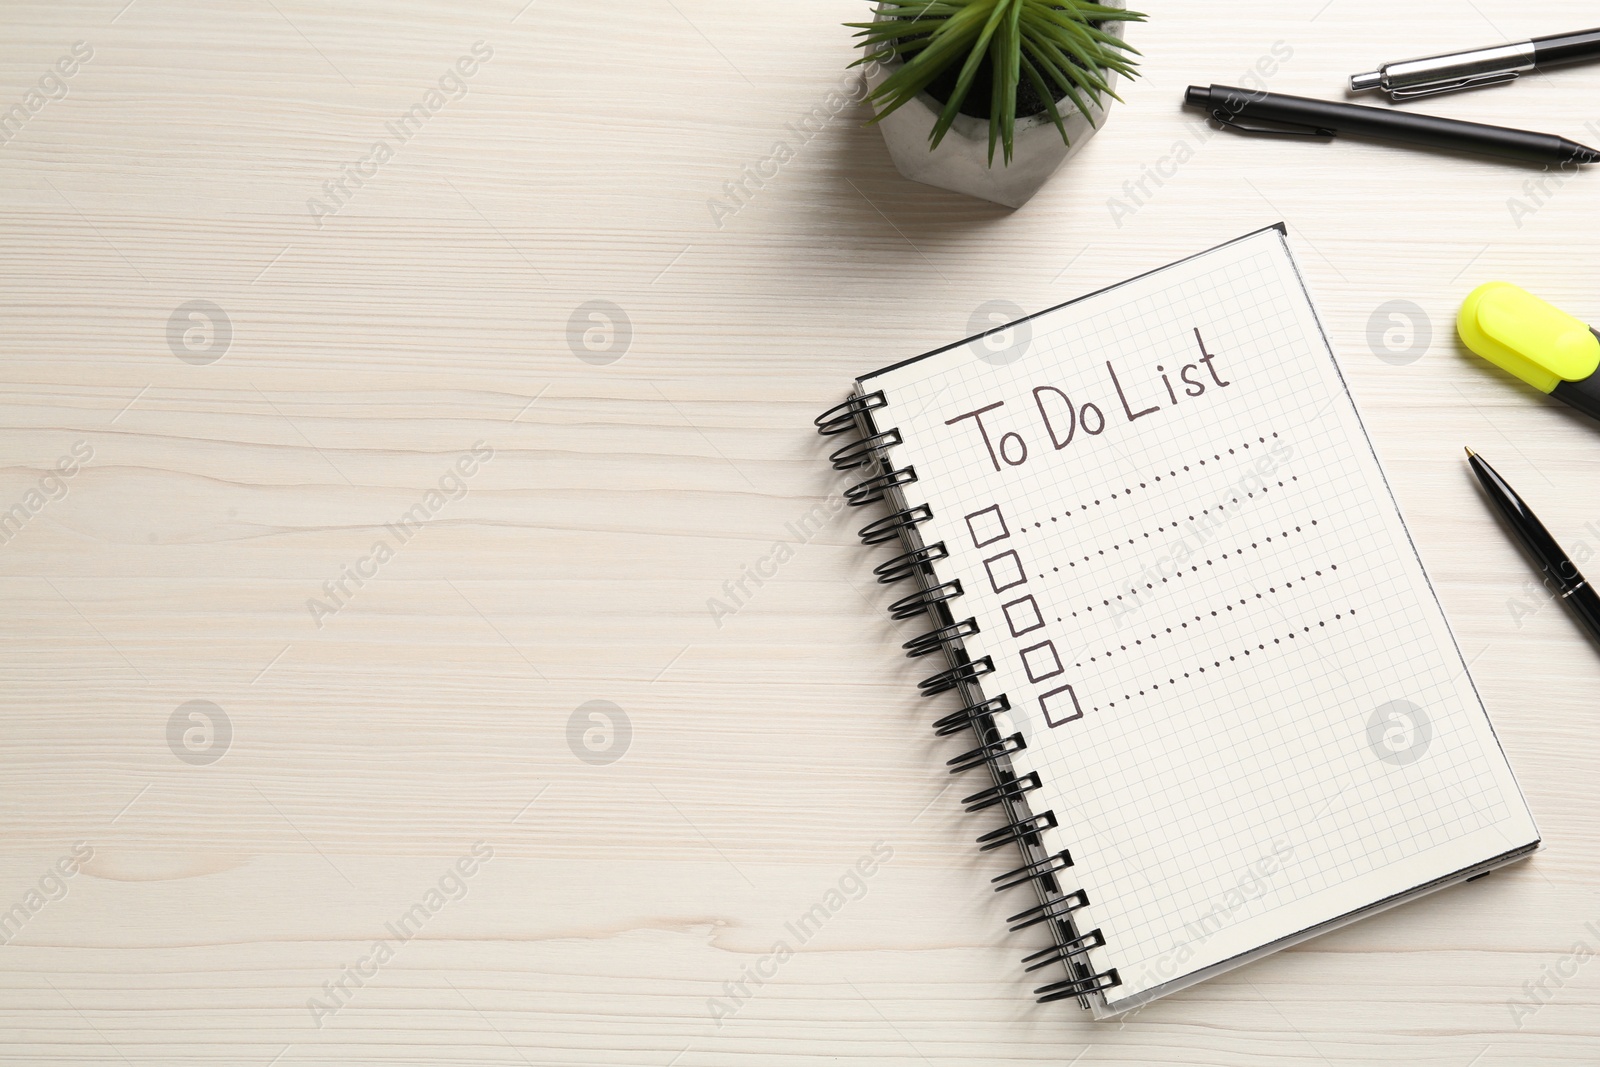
[945,328,1232,472]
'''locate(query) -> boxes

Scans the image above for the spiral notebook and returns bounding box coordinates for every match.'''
[816,225,1539,1017]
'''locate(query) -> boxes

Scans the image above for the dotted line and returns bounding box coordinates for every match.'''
[1040,478,1303,581]
[1090,608,1358,713]
[1069,567,1340,665]
[1019,432,1282,530]
[1059,525,1323,617]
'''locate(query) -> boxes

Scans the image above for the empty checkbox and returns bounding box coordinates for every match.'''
[1020,640,1063,683]
[1039,684,1083,728]
[964,504,1010,548]
[983,550,1027,594]
[1002,595,1045,636]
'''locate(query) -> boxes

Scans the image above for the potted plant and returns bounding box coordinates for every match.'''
[849,0,1146,208]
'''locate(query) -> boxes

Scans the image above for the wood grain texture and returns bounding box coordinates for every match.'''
[1,0,1598,1063]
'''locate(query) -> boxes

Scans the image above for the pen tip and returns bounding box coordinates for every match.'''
[1464,446,1476,458]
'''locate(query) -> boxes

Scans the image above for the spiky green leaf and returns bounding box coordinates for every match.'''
[848,0,1147,160]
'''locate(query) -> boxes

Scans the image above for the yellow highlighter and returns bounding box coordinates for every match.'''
[1458,282,1600,421]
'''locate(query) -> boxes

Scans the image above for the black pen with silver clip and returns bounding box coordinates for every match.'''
[1351,26,1600,100]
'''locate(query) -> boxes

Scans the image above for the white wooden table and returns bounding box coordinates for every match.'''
[3,1,1598,1063]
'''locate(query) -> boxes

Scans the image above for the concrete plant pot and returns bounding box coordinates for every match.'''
[864,5,1125,208]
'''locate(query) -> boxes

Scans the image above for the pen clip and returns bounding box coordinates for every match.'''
[1207,109,1335,139]
[1390,70,1520,99]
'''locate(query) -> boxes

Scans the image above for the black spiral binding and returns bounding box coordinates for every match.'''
[814,389,1120,1008]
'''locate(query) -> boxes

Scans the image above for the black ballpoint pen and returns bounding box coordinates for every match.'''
[1466,448,1600,648]
[1352,26,1600,100]
[1183,84,1600,166]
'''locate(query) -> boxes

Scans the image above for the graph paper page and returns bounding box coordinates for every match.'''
[863,227,1538,1009]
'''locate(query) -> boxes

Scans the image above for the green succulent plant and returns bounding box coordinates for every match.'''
[848,0,1146,165]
